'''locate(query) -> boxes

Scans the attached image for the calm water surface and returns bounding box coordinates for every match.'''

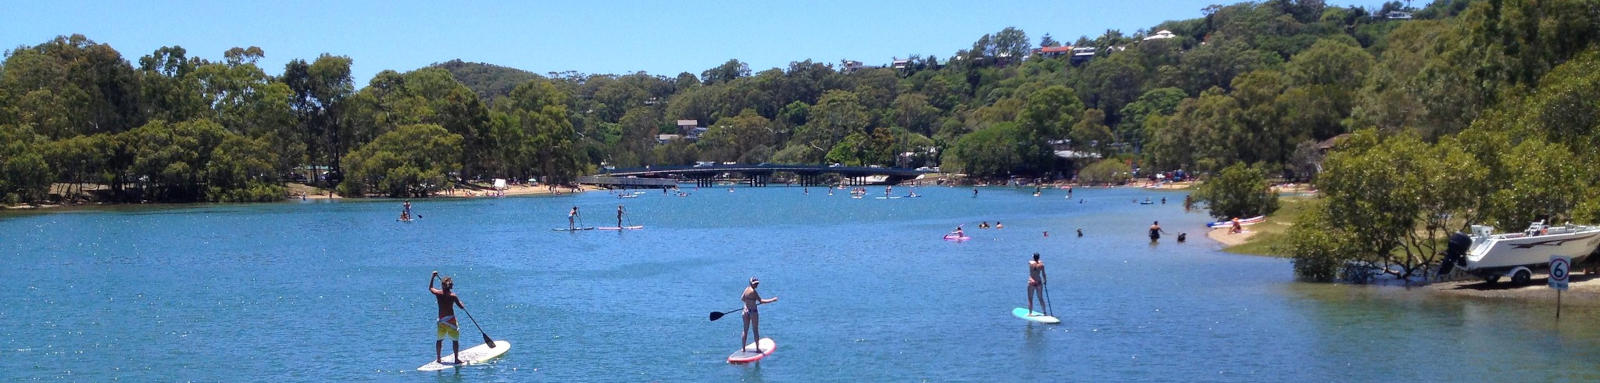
[2,186,1597,381]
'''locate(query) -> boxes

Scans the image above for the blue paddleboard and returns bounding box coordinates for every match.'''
[1012,307,1060,324]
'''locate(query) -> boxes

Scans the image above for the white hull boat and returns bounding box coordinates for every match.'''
[1441,221,1600,284]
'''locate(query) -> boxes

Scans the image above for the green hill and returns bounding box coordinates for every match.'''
[429,59,539,103]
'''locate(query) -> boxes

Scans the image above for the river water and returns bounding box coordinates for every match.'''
[2,185,1596,381]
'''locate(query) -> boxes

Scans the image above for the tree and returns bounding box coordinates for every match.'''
[282,54,354,184]
[1015,85,1083,175]
[205,134,283,202]
[1192,162,1279,220]
[698,109,775,162]
[700,59,750,85]
[123,119,232,202]
[339,124,462,197]
[0,124,52,204]
[1118,88,1186,148]
[503,79,585,184]
[793,90,869,156]
[949,123,1022,177]
[1076,158,1131,185]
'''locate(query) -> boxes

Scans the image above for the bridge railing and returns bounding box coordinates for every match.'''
[576,175,678,188]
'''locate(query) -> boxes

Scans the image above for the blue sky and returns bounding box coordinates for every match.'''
[3,0,1393,84]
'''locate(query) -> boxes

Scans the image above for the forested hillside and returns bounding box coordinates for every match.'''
[2,0,1598,215]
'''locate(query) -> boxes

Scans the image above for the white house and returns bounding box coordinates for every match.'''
[1143,30,1176,40]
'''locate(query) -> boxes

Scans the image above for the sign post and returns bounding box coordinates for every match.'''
[1550,256,1571,319]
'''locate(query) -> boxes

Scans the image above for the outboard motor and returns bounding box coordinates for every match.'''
[1438,232,1471,275]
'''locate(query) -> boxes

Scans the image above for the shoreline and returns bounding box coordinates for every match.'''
[4,182,601,210]
[1211,196,1600,304]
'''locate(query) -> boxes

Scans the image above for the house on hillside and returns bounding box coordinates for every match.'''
[1036,45,1074,59]
[1143,30,1176,40]
[657,134,682,144]
[1385,11,1413,20]
[1070,47,1097,64]
[892,58,910,69]
[685,127,709,141]
[841,60,865,73]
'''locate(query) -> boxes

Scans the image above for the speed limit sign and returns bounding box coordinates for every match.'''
[1550,256,1571,291]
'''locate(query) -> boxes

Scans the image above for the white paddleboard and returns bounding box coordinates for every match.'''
[1012,308,1060,324]
[727,338,775,363]
[417,340,512,371]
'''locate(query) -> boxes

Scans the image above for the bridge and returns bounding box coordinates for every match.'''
[583,163,929,188]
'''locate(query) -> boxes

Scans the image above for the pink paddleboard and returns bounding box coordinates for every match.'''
[727,338,775,363]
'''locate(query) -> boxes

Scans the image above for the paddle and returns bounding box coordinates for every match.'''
[1042,281,1055,317]
[708,308,744,321]
[459,305,497,349]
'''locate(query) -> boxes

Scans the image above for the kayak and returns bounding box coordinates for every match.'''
[1206,215,1265,228]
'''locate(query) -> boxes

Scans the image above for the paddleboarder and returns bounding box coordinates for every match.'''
[1028,253,1047,316]
[616,204,625,228]
[401,200,413,221]
[741,277,778,353]
[430,271,467,365]
[568,206,579,230]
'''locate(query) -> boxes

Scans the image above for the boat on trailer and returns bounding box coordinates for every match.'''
[1440,221,1600,284]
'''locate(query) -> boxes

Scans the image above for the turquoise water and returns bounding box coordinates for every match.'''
[3,186,1598,381]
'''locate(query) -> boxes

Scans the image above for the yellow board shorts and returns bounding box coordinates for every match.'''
[436,316,459,341]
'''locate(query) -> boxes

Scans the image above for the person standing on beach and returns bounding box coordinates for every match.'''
[741,277,778,352]
[430,271,466,364]
[1028,253,1047,315]
[616,204,625,228]
[568,206,579,230]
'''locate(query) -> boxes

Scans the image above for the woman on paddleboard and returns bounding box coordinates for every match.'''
[741,277,778,353]
[1027,254,1047,316]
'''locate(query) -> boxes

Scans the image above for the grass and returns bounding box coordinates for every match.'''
[1221,197,1315,257]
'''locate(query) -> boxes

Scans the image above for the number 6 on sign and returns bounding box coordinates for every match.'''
[1549,256,1570,291]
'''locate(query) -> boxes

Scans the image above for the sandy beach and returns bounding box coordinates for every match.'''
[1427,271,1600,304]
[1207,227,1258,247]
[287,182,599,200]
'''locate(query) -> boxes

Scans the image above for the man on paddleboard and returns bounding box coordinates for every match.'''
[568,206,579,230]
[1028,254,1048,315]
[401,200,413,221]
[616,204,625,228]
[741,277,778,352]
[430,272,466,364]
